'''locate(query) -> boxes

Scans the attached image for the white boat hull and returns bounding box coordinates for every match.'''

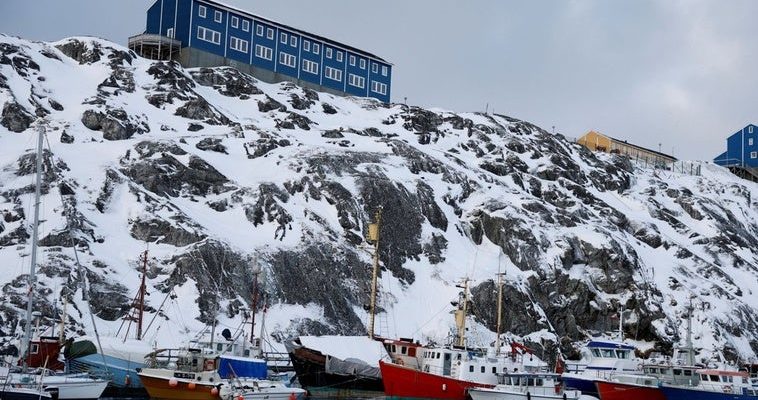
[469,386,581,400]
[232,379,307,400]
[42,378,109,400]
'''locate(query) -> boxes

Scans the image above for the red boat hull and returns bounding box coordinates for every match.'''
[596,380,665,400]
[379,360,494,400]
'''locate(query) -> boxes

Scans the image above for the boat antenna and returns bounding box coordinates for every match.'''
[21,122,46,371]
[495,272,505,355]
[366,208,382,339]
[136,250,148,340]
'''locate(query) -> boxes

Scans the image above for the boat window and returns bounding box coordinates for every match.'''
[457,354,462,360]
[673,369,682,376]
[392,345,396,352]
[503,367,508,372]
[592,349,601,357]
[30,344,39,354]
[684,370,692,376]
[602,349,616,357]
[709,375,719,382]
[470,365,474,373]
[616,350,628,359]
[492,367,497,374]
[481,366,485,373]
[437,352,441,359]
[536,378,544,386]
[217,344,223,351]
[401,346,407,355]
[660,368,669,375]
[644,380,654,385]
[243,349,250,356]
[649,368,658,374]
[527,378,535,386]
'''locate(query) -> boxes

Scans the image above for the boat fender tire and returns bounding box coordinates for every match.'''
[563,394,567,400]
[526,392,531,400]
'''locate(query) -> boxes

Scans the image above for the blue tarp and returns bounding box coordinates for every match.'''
[217,355,267,379]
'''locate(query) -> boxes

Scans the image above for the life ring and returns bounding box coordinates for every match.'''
[723,385,732,394]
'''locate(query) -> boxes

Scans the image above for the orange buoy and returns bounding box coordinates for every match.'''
[289,392,297,400]
[211,387,219,396]
[168,378,178,387]
[188,382,196,390]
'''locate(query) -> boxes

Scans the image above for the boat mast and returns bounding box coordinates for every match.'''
[454,278,470,347]
[250,266,260,346]
[21,122,45,369]
[366,209,382,339]
[136,250,148,340]
[618,303,624,342]
[495,273,504,355]
[685,300,694,366]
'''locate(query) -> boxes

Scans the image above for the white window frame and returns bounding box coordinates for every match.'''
[302,59,319,75]
[360,58,366,69]
[371,80,387,95]
[280,32,288,44]
[348,73,365,89]
[278,51,296,68]
[231,16,239,28]
[325,48,332,59]
[229,36,248,53]
[267,28,274,39]
[197,26,221,45]
[256,25,264,36]
[313,43,320,54]
[290,36,297,47]
[372,62,378,73]
[336,51,343,62]
[214,10,222,23]
[349,55,356,66]
[166,28,174,38]
[325,66,342,82]
[303,40,310,52]
[752,151,758,159]
[750,126,754,133]
[255,44,272,60]
[382,65,388,76]
[750,138,754,146]
[198,5,206,18]
[242,20,250,32]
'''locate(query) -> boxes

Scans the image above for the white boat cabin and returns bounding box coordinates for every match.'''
[416,344,544,385]
[694,369,758,396]
[583,340,639,373]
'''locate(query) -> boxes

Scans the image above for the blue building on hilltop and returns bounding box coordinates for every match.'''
[129,0,392,102]
[714,124,758,168]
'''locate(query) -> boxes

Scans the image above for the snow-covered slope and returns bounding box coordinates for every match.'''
[1,35,757,363]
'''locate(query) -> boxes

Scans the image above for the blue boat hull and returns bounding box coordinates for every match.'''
[68,353,145,389]
[660,385,758,400]
[562,375,600,398]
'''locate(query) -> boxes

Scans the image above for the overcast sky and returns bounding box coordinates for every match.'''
[2,0,756,160]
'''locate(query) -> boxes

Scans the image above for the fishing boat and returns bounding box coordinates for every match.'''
[595,305,702,400]
[138,347,225,400]
[468,372,581,400]
[659,369,758,400]
[227,379,307,400]
[380,277,547,400]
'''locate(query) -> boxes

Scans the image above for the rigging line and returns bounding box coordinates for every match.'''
[43,128,110,371]
[409,302,453,339]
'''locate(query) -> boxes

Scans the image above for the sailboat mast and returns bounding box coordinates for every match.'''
[21,123,45,368]
[495,273,504,355]
[136,250,148,340]
[367,209,382,339]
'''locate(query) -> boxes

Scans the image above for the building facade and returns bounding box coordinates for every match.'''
[577,130,677,166]
[132,0,392,102]
[713,124,758,168]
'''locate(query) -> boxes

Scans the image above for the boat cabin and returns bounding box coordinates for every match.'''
[383,338,423,370]
[643,364,699,386]
[584,341,638,372]
[418,344,544,386]
[694,369,757,396]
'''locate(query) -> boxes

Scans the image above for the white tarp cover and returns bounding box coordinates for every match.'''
[298,336,388,366]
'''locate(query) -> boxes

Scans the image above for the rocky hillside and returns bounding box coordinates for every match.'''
[1,35,757,363]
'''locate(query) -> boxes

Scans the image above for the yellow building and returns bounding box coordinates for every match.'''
[577,130,677,166]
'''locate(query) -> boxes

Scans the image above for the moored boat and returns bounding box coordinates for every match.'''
[561,340,640,398]
[659,369,758,400]
[138,348,225,400]
[468,372,581,400]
